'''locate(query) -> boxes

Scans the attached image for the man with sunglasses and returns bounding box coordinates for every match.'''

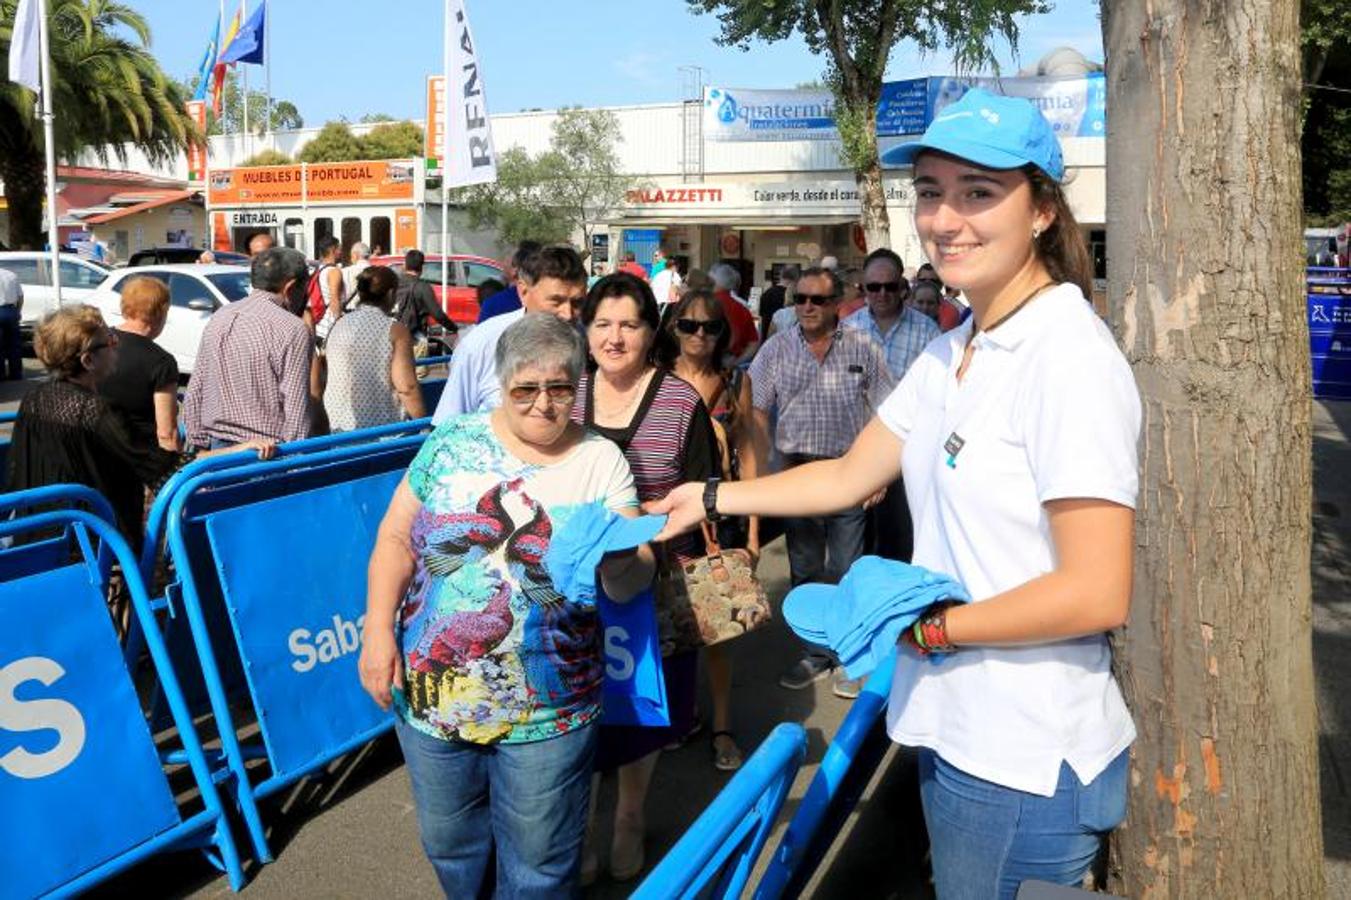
[842,248,940,579]
[748,266,895,697]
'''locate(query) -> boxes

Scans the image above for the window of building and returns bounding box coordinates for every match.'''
[369,217,391,257]
[340,217,363,261]
[314,217,334,250]
[283,218,303,251]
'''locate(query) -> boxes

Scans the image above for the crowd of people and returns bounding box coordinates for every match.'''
[2,91,1140,900]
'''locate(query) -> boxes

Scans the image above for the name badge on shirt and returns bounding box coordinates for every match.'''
[944,432,965,469]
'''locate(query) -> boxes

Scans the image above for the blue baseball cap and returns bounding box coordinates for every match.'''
[881,87,1064,182]
[543,504,667,605]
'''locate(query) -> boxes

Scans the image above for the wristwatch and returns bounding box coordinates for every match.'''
[703,478,722,522]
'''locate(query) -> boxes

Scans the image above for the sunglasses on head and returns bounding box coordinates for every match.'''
[864,281,905,294]
[795,293,838,306]
[507,381,577,406]
[675,318,726,336]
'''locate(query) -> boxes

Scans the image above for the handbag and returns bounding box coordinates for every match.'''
[654,522,772,656]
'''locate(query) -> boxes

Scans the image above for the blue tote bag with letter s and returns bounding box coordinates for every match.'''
[596,586,669,727]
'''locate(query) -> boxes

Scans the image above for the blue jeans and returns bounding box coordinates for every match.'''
[919,748,1129,899]
[784,506,867,588]
[395,718,597,899]
[0,305,21,380]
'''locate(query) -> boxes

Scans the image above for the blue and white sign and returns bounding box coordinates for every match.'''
[876,78,931,137]
[927,73,1107,138]
[0,564,180,899]
[704,86,838,142]
[1309,289,1351,400]
[206,471,402,778]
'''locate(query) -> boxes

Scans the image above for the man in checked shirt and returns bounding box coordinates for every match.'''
[748,265,895,699]
[183,247,314,449]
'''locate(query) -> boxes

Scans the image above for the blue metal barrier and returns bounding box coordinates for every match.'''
[0,484,119,585]
[0,509,244,895]
[754,652,897,899]
[415,355,450,413]
[633,723,808,900]
[160,435,424,865]
[138,418,430,583]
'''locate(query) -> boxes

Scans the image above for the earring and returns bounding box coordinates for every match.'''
[1032,226,1043,240]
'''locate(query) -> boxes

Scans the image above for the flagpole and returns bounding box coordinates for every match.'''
[241,0,249,159]
[36,0,60,304]
[441,0,451,302]
[265,0,272,150]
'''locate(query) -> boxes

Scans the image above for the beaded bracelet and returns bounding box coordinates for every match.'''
[910,603,957,656]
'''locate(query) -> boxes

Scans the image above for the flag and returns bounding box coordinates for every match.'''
[7,0,41,92]
[210,3,244,114]
[192,14,221,101]
[443,0,497,188]
[218,1,265,66]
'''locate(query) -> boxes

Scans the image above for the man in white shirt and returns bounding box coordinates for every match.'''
[342,242,372,299]
[431,246,588,423]
[0,266,23,380]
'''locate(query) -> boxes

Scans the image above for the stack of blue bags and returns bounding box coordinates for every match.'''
[543,503,667,605]
[783,555,971,679]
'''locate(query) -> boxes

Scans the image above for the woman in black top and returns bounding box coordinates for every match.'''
[6,306,273,547]
[98,276,181,451]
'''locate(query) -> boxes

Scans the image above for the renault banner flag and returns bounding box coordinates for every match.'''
[442,0,498,188]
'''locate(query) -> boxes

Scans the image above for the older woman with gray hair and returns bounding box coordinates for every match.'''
[708,262,760,361]
[359,312,656,896]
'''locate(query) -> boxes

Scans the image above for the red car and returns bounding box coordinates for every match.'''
[371,253,505,327]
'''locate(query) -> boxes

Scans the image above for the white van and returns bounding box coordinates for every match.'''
[0,252,112,333]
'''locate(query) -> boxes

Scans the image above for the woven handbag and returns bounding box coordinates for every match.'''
[654,523,772,656]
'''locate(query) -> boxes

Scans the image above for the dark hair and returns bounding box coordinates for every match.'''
[656,289,730,368]
[315,235,341,260]
[512,240,543,270]
[582,272,660,328]
[251,247,309,293]
[354,265,401,313]
[519,245,586,286]
[797,265,842,298]
[476,278,505,303]
[916,262,940,282]
[863,247,904,275]
[1025,166,1094,299]
[404,249,426,273]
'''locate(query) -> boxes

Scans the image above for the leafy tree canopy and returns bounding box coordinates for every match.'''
[238,148,292,167]
[456,107,636,254]
[180,70,303,136]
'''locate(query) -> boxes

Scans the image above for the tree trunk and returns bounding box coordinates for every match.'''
[1103,0,1324,896]
[855,153,892,254]
[0,149,46,251]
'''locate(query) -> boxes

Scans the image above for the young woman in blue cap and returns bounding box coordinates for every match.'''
[652,87,1141,898]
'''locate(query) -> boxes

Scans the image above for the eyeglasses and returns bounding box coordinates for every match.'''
[675,318,726,336]
[507,381,577,406]
[795,293,838,306]
[864,282,905,294]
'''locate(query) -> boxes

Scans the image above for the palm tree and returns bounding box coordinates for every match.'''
[0,0,194,248]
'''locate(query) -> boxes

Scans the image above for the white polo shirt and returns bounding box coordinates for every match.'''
[430,308,524,424]
[877,283,1141,797]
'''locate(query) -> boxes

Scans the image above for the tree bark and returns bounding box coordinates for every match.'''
[0,151,47,251]
[854,135,892,253]
[1103,0,1323,896]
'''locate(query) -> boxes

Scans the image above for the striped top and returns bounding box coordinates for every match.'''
[572,368,717,563]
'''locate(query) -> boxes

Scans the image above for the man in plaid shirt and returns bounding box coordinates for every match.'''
[183,248,314,449]
[843,248,940,568]
[749,265,895,697]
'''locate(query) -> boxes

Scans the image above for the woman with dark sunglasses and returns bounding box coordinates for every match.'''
[658,288,765,773]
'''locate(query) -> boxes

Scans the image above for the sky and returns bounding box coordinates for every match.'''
[132,1,1104,126]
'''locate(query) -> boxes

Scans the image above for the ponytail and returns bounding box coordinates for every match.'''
[1025,166,1094,300]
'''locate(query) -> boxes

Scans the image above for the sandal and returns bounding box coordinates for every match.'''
[712,730,744,772]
